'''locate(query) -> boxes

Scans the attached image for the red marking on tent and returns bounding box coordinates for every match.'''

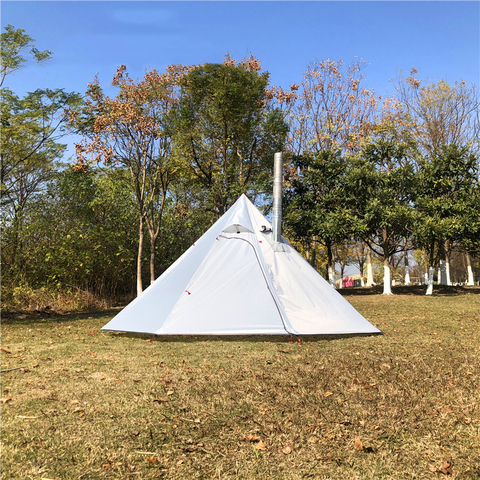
[192,243,195,246]
[185,290,191,295]
[259,240,262,243]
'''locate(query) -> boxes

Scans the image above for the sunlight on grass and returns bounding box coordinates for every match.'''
[1,290,479,479]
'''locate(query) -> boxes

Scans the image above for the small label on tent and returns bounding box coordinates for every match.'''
[185,290,191,295]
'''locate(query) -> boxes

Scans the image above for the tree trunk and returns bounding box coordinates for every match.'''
[149,233,158,285]
[327,242,335,287]
[366,248,374,287]
[438,241,448,285]
[445,256,451,286]
[383,255,393,295]
[466,253,475,285]
[426,266,435,295]
[404,238,410,286]
[382,229,392,295]
[339,264,345,289]
[445,241,451,286]
[311,236,317,270]
[137,216,144,297]
[424,249,429,285]
[145,190,167,286]
[426,243,435,295]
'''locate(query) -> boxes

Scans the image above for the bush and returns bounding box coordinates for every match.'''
[1,284,109,314]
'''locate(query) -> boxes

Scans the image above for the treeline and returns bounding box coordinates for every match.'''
[1,27,479,311]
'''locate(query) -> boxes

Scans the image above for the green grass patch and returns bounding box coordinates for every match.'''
[2,288,480,479]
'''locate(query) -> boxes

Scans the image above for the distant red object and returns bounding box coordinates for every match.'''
[342,276,355,288]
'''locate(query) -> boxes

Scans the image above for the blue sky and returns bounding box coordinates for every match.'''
[3,1,479,102]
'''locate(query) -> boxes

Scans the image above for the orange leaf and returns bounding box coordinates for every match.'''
[147,457,158,464]
[226,355,234,358]
[153,398,168,403]
[282,445,293,454]
[244,434,260,442]
[1,397,12,404]
[354,437,363,451]
[324,391,333,398]
[255,440,266,451]
[441,461,453,475]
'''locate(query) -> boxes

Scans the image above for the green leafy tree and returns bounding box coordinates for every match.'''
[2,167,138,303]
[0,26,81,280]
[172,56,288,216]
[350,138,416,294]
[284,150,352,285]
[0,24,52,87]
[413,144,479,293]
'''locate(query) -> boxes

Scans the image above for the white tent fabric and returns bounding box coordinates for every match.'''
[101,195,380,335]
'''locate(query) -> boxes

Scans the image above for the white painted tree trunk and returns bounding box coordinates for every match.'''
[445,256,451,286]
[404,252,411,285]
[426,267,435,295]
[366,249,374,287]
[439,260,448,285]
[404,238,411,286]
[360,277,365,287]
[466,253,475,285]
[383,260,393,295]
[328,265,336,288]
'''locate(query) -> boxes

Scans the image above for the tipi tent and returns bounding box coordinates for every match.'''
[101,195,380,336]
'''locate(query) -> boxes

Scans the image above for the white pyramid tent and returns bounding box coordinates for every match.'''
[101,195,380,336]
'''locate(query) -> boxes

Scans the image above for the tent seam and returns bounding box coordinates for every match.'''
[217,234,293,335]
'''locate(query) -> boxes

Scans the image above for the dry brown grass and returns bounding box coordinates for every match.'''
[1,288,479,479]
[1,285,111,315]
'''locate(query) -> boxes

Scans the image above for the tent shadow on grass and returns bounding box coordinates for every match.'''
[110,331,383,343]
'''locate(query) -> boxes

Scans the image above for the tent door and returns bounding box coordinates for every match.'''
[159,232,290,335]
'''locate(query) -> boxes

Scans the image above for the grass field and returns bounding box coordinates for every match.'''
[1,287,480,479]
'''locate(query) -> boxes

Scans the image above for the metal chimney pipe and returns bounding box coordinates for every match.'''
[272,152,283,243]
